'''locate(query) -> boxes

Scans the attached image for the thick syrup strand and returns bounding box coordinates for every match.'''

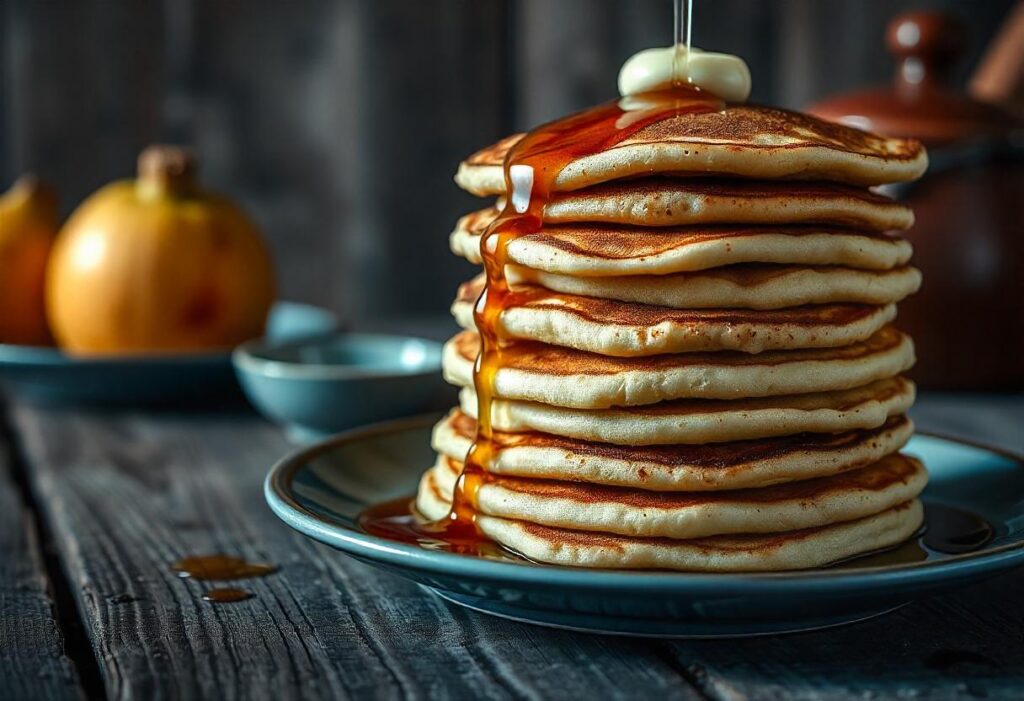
[443,87,725,542]
[672,0,694,85]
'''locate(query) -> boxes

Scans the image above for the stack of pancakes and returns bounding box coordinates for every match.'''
[417,103,928,571]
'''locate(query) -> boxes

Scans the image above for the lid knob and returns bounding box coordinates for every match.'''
[887,12,967,92]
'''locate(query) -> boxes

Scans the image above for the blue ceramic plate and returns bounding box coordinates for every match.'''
[0,302,336,406]
[265,417,1024,638]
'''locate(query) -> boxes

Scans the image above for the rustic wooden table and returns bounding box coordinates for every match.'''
[1,389,1022,701]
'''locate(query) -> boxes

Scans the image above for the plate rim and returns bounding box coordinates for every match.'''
[265,414,1024,591]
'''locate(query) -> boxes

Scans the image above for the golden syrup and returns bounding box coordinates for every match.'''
[360,87,724,553]
[172,554,278,604]
[172,554,278,581]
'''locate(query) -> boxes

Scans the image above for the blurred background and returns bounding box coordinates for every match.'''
[0,0,1017,331]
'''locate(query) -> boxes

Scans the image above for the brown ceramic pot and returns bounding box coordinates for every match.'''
[809,11,1024,391]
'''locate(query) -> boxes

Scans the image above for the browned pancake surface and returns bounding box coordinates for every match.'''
[618,105,922,159]
[515,500,919,552]
[448,410,912,471]
[451,326,905,376]
[457,208,906,261]
[456,278,891,336]
[445,453,921,508]
[463,106,923,167]
[544,179,905,228]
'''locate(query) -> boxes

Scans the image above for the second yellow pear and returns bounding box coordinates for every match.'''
[0,176,59,345]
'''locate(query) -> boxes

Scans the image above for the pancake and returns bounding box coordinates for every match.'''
[452,211,913,274]
[453,104,927,196]
[454,133,524,196]
[542,180,913,231]
[508,264,922,310]
[428,451,927,539]
[458,375,915,445]
[453,277,897,356]
[442,328,914,407]
[432,410,915,491]
[417,473,924,571]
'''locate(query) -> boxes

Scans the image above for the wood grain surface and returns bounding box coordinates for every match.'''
[1,394,1022,700]
[0,414,82,701]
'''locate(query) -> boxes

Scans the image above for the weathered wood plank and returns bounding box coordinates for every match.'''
[10,402,702,700]
[0,412,83,701]
[661,567,1024,701]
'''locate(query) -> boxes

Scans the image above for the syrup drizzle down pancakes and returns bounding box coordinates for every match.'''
[404,80,927,571]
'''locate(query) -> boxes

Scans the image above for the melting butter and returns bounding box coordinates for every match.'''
[618,46,751,102]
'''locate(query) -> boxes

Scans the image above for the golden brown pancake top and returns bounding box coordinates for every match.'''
[463,105,924,167]
[618,105,922,159]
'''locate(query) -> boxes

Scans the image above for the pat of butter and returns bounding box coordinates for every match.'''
[618,46,751,102]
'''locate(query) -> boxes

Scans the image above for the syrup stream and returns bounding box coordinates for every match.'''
[672,0,694,86]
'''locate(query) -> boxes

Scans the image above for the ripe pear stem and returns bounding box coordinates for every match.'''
[137,145,198,196]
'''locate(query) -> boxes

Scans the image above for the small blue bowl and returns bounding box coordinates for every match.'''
[233,333,448,442]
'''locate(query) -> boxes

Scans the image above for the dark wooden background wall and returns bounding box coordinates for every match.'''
[0,0,1015,328]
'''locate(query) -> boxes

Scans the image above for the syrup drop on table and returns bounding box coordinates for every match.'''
[172,554,278,581]
[202,588,254,603]
[172,554,279,604]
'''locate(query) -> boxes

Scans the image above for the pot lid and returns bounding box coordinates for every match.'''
[808,12,1021,145]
